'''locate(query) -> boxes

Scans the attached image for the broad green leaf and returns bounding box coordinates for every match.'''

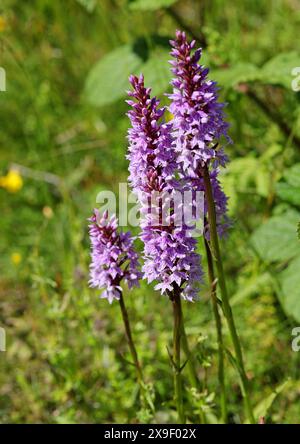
[212,53,300,91]
[83,45,142,107]
[129,0,177,11]
[212,63,260,89]
[259,52,300,89]
[276,182,300,206]
[251,211,300,262]
[76,0,97,12]
[283,163,300,188]
[279,255,300,321]
[141,49,171,95]
[275,164,300,206]
[253,379,291,422]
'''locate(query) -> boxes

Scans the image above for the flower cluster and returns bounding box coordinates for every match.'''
[126,74,176,197]
[89,31,231,303]
[169,30,230,174]
[88,209,141,303]
[169,30,230,237]
[127,74,202,301]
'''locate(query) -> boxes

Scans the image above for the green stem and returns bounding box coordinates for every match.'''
[204,238,227,423]
[202,165,255,424]
[118,293,146,402]
[172,289,186,423]
[181,325,198,388]
[181,319,206,424]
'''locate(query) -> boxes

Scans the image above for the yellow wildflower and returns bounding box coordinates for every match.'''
[11,252,22,266]
[0,169,23,193]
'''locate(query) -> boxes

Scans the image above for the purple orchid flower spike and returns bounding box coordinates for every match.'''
[168,30,231,238]
[88,209,142,303]
[127,74,203,301]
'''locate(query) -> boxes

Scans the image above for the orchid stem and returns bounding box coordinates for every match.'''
[202,164,255,424]
[204,238,227,423]
[181,323,206,424]
[172,288,186,423]
[119,293,149,408]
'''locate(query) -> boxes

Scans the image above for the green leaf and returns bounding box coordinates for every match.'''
[76,0,97,12]
[275,164,300,206]
[212,53,300,91]
[212,63,260,89]
[283,163,300,188]
[83,45,142,107]
[251,211,300,262]
[129,0,177,11]
[259,52,300,89]
[140,49,171,95]
[276,182,300,206]
[279,255,300,321]
[253,379,291,422]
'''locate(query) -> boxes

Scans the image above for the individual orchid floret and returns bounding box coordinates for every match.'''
[88,209,142,304]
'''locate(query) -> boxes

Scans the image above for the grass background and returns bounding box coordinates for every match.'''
[0,0,300,423]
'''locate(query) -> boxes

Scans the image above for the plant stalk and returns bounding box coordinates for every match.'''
[172,289,186,423]
[202,164,255,424]
[118,293,145,400]
[181,325,198,388]
[204,238,227,423]
[181,317,206,424]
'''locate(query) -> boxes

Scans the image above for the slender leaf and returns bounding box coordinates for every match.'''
[129,0,177,11]
[253,379,292,421]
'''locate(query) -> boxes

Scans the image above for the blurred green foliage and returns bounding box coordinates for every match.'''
[0,0,300,424]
